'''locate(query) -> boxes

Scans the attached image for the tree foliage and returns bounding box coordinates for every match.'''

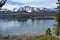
[54,0,60,35]
[0,0,6,7]
[46,28,52,35]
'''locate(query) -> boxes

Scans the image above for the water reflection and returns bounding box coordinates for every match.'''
[0,18,55,36]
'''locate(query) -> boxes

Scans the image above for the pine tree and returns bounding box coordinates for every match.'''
[55,0,60,35]
[46,28,52,35]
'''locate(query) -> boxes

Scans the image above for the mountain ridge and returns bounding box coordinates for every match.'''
[0,6,56,14]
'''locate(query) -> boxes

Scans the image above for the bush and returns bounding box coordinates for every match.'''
[45,28,52,35]
[35,35,60,40]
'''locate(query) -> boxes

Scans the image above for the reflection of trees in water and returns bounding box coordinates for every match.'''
[0,16,52,22]
[0,13,30,22]
[0,18,28,22]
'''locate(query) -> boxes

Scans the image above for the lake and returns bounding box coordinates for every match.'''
[0,19,55,36]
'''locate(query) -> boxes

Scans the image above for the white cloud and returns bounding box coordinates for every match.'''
[2,4,20,10]
[23,0,57,8]
[11,0,28,3]
[11,0,57,8]
[2,0,57,10]
[11,0,56,3]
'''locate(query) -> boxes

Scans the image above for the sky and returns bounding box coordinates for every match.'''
[2,0,57,10]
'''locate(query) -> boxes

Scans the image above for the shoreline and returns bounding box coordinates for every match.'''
[0,34,60,40]
[0,34,36,40]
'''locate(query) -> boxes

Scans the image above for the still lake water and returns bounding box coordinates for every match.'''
[0,19,55,36]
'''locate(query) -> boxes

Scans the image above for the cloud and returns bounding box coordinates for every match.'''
[10,0,57,8]
[11,0,56,3]
[2,0,57,10]
[23,0,57,8]
[2,4,20,10]
[11,0,29,3]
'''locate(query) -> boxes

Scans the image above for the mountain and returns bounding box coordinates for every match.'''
[0,8,12,14]
[0,6,56,14]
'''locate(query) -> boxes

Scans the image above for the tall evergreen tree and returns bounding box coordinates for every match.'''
[55,0,60,35]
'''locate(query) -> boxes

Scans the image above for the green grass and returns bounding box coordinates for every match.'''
[35,35,60,40]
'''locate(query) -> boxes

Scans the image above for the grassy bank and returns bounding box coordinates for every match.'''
[35,35,60,40]
[0,35,60,40]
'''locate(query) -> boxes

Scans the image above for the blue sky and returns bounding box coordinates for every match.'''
[2,0,57,10]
